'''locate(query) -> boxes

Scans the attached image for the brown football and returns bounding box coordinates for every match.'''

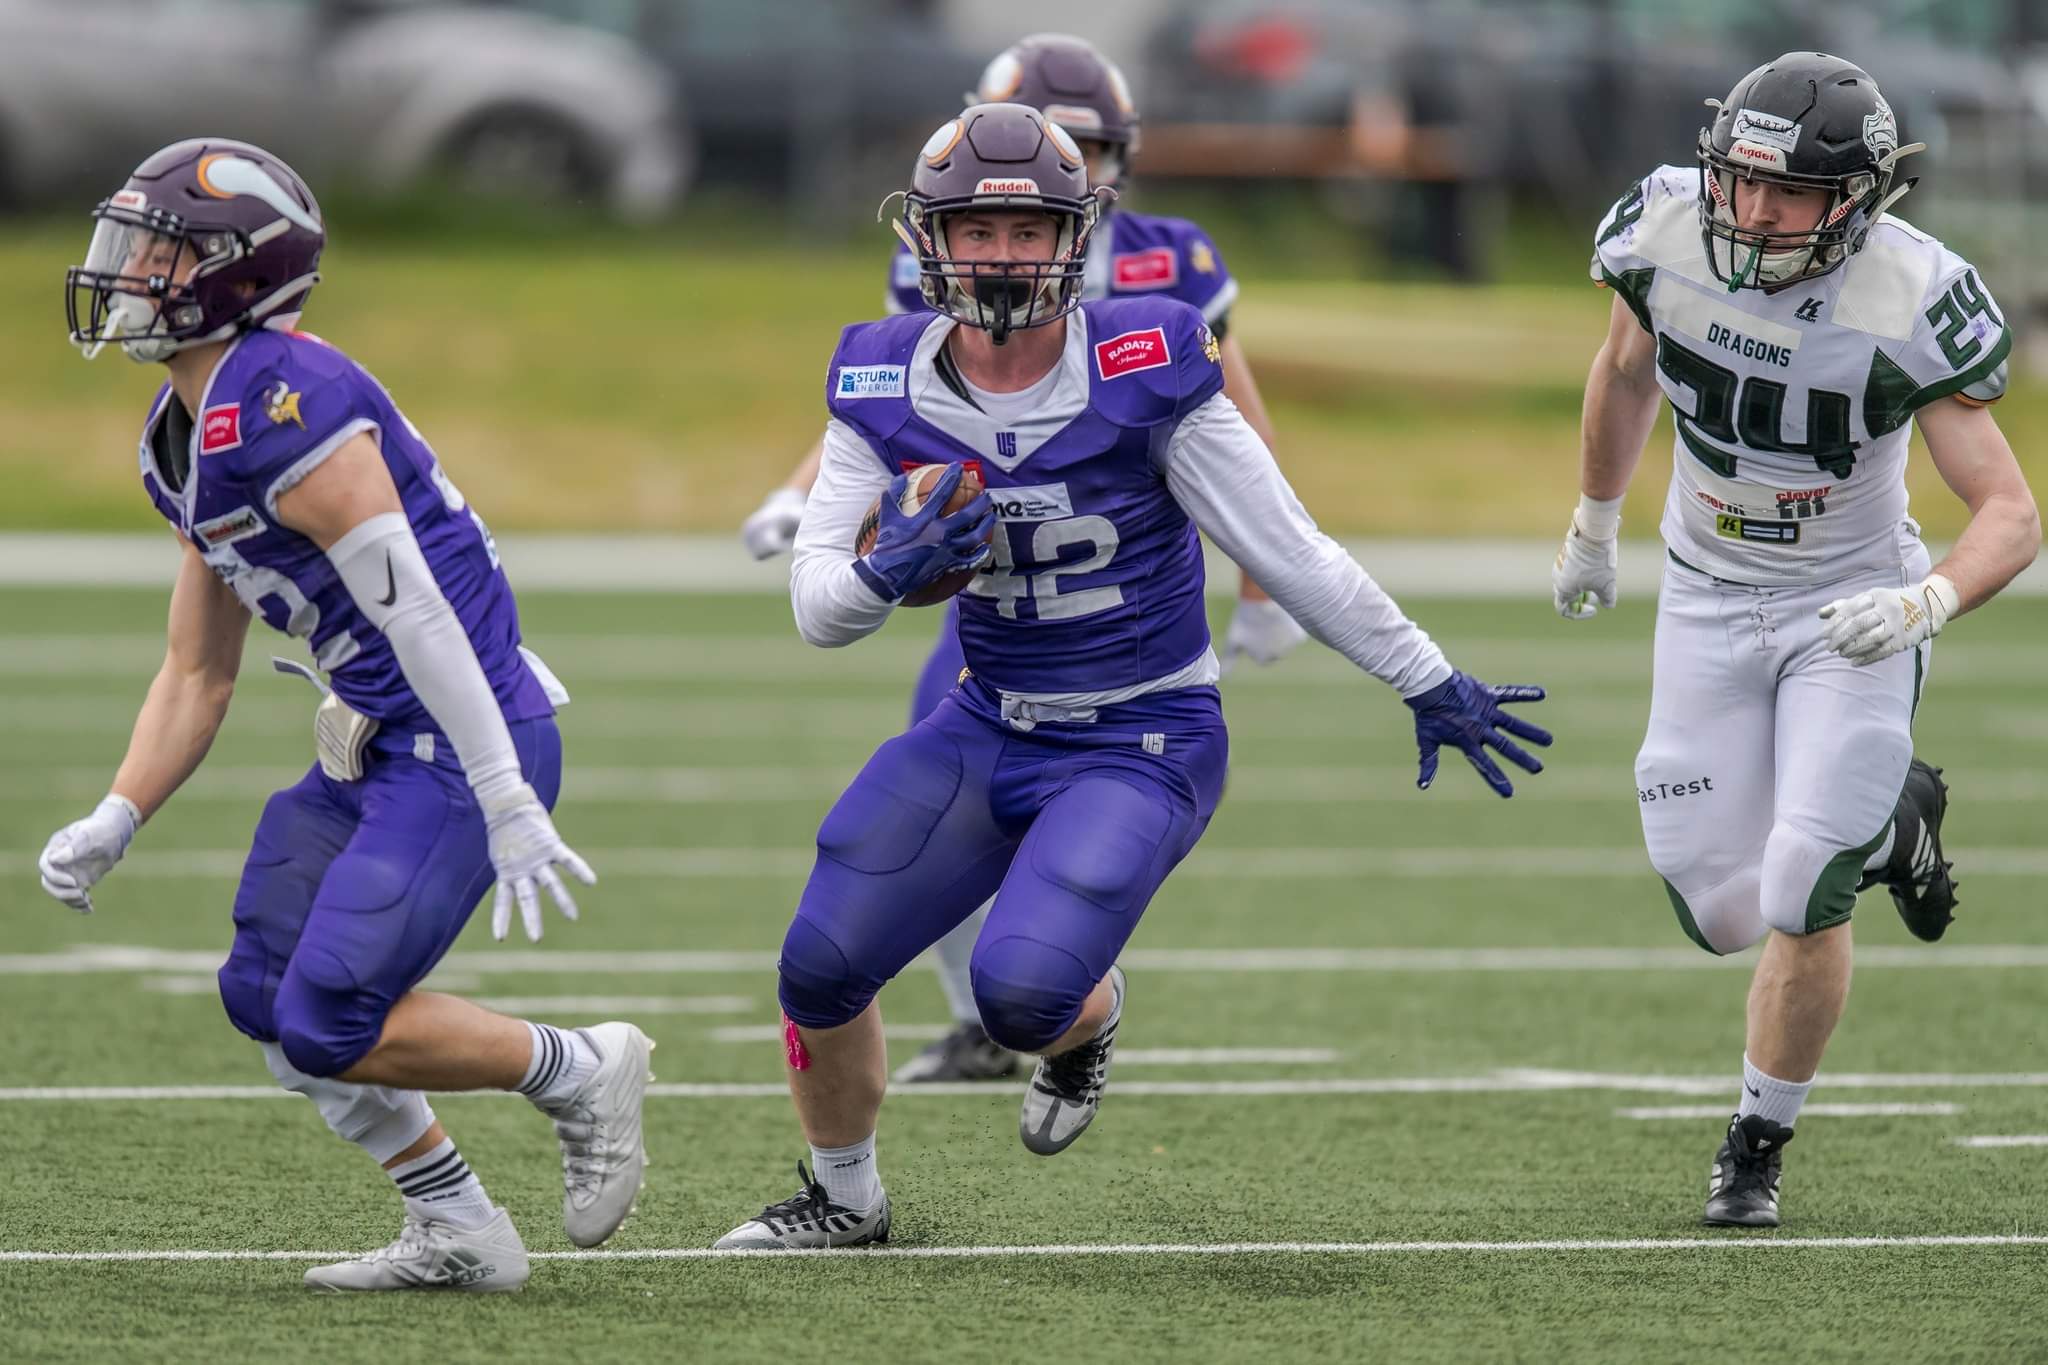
[855,462,990,607]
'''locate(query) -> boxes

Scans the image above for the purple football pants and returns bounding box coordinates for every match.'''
[779,677,1228,1053]
[217,717,562,1077]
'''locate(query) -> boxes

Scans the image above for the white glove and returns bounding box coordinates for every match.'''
[741,488,806,561]
[483,785,597,942]
[1819,574,1958,666]
[1553,494,1623,620]
[38,795,142,913]
[1219,597,1309,674]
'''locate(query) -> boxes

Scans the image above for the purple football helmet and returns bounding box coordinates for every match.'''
[67,138,324,363]
[973,34,1140,183]
[893,103,1108,344]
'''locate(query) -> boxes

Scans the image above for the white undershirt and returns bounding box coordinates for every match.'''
[791,322,1450,701]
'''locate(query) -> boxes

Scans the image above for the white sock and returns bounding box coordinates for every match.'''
[933,902,990,1027]
[516,1022,600,1110]
[811,1134,883,1213]
[1736,1054,1814,1129]
[389,1137,495,1229]
[1862,824,1897,872]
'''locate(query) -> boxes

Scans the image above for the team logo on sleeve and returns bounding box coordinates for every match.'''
[1200,326,1221,365]
[836,365,906,399]
[264,380,305,430]
[1112,248,1178,291]
[199,403,242,454]
[1190,240,1218,275]
[1094,326,1172,379]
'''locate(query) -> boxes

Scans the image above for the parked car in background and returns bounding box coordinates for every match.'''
[0,0,691,218]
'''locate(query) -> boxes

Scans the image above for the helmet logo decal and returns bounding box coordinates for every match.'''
[975,177,1039,195]
[1729,142,1788,172]
[1043,121,1085,164]
[1104,61,1135,115]
[921,119,965,165]
[1730,109,1801,153]
[1863,95,1898,162]
[979,52,1024,101]
[195,154,321,232]
[109,189,147,212]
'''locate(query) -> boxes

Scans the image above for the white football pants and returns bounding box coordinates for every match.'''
[1636,548,1928,954]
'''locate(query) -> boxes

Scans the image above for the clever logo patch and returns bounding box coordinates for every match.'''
[192,505,266,549]
[200,404,241,454]
[1094,326,1171,380]
[836,365,906,399]
[1112,248,1178,291]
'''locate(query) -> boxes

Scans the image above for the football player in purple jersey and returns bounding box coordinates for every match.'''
[741,32,1311,1085]
[40,139,651,1291]
[715,103,1551,1250]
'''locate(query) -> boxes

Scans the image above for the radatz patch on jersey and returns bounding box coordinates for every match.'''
[836,364,906,399]
[1094,326,1172,380]
[191,505,267,549]
[199,403,242,454]
[1112,247,1178,291]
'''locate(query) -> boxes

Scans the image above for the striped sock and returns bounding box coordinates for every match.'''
[389,1137,494,1229]
[516,1021,600,1110]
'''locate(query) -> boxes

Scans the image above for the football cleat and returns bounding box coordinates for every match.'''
[891,1020,1020,1083]
[1019,965,1123,1156]
[304,1206,527,1292]
[713,1162,891,1250]
[1703,1113,1795,1228]
[545,1021,654,1248]
[1859,758,1957,942]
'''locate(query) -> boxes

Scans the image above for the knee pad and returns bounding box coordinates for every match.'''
[970,935,1092,1053]
[261,1043,434,1162]
[272,968,384,1079]
[1759,820,1873,938]
[776,914,872,1031]
[1661,866,1766,955]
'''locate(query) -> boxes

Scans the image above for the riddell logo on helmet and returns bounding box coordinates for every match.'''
[975,178,1039,195]
[1094,326,1172,380]
[199,404,241,454]
[1730,142,1787,171]
[109,190,147,212]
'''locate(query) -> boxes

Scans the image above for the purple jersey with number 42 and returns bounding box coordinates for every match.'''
[137,329,551,732]
[827,296,1224,698]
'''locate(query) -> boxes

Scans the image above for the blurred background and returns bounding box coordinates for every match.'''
[2,0,2045,540]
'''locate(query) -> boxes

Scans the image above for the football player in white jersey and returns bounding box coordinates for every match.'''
[1552,53,2039,1227]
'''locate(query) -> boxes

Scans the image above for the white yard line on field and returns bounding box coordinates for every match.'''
[11,943,2048,978]
[1615,1103,1961,1120]
[1952,1135,2048,1149]
[4,1234,2047,1264]
[6,1070,2048,1103]
[8,846,2048,882]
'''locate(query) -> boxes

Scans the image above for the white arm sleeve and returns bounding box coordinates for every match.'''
[325,512,527,809]
[789,418,897,648]
[1160,395,1452,698]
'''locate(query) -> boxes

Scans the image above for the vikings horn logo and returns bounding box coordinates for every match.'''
[264,380,305,430]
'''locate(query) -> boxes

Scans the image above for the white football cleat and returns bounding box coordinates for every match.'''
[547,1021,655,1248]
[1019,965,1124,1156]
[303,1207,527,1292]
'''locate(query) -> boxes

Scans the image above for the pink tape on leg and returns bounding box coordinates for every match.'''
[783,1014,812,1071]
